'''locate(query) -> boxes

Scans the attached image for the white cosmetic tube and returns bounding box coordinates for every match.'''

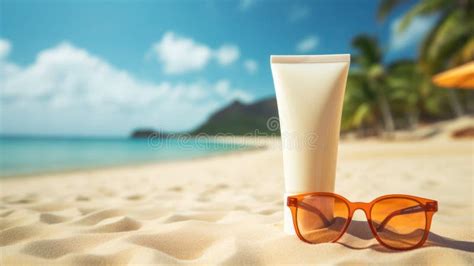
[270,54,350,234]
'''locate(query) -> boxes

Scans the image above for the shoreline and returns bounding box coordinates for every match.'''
[2,134,471,180]
[0,139,267,181]
[0,137,474,183]
[2,116,472,179]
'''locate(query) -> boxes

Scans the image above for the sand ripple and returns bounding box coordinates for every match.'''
[129,221,224,261]
[86,217,141,233]
[21,234,116,259]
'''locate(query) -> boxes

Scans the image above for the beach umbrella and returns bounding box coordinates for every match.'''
[432,61,474,89]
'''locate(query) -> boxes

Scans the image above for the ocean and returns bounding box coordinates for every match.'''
[0,136,247,177]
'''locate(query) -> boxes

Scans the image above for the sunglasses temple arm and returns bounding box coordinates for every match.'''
[376,202,437,232]
[296,201,332,227]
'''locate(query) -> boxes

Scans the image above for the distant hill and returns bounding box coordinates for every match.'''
[130,97,280,138]
[192,97,280,135]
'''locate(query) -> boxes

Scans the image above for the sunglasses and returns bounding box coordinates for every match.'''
[287,192,438,250]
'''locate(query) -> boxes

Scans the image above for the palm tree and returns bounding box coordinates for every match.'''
[342,71,378,134]
[378,0,474,117]
[350,35,396,133]
[385,60,423,128]
[378,0,473,70]
[343,50,424,134]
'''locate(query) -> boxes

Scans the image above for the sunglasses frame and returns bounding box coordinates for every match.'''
[287,192,438,251]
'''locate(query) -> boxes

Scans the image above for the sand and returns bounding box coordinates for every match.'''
[0,136,473,264]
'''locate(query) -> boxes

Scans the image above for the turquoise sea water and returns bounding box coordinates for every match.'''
[0,136,246,177]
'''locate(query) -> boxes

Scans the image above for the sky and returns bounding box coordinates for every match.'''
[0,0,437,137]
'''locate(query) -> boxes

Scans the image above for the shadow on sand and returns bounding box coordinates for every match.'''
[339,220,474,253]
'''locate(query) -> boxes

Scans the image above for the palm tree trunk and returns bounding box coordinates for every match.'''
[447,89,464,118]
[378,92,395,133]
[407,109,419,130]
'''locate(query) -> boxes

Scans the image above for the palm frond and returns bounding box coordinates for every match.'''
[451,36,474,65]
[397,0,448,32]
[423,10,471,71]
[352,104,372,127]
[419,12,449,70]
[351,35,382,68]
[377,0,409,21]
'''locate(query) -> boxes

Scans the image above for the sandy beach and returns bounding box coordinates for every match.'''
[1,133,473,264]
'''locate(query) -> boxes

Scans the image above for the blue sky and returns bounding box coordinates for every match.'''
[0,0,436,136]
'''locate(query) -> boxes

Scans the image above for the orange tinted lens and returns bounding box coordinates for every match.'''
[371,198,427,249]
[296,195,349,243]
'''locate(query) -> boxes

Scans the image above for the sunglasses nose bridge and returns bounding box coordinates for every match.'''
[350,202,371,217]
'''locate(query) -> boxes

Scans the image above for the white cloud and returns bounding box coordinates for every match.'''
[215,45,240,65]
[149,32,241,74]
[0,42,253,136]
[296,36,319,53]
[389,15,437,52]
[149,32,212,74]
[244,59,258,74]
[289,6,310,23]
[0,39,12,59]
[214,80,252,103]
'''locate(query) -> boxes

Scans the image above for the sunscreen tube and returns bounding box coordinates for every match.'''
[270,54,350,234]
